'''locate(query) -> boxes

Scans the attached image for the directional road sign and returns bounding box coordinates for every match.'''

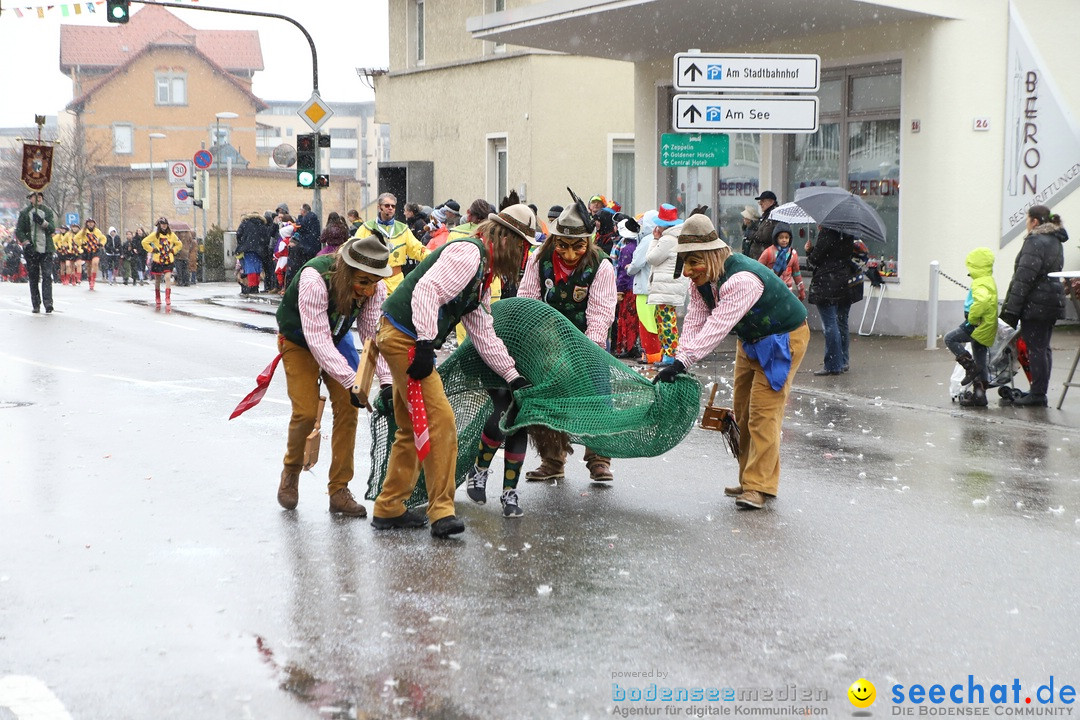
[674,53,820,92]
[660,133,729,167]
[193,149,214,170]
[673,95,819,134]
[168,160,192,185]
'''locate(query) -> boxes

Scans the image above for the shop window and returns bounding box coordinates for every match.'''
[785,63,902,275]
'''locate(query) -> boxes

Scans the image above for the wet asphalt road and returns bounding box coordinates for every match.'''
[2,281,1080,719]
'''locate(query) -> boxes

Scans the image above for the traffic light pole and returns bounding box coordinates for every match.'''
[130,0,323,220]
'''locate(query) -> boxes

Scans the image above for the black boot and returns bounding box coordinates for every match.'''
[959,378,988,407]
[956,351,979,386]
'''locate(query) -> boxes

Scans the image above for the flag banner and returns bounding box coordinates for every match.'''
[1000,1,1080,246]
[21,142,54,191]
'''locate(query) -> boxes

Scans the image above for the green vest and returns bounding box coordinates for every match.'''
[535,245,610,332]
[276,254,360,349]
[380,236,490,347]
[701,253,807,343]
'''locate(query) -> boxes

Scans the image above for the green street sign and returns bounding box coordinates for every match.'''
[660,133,730,167]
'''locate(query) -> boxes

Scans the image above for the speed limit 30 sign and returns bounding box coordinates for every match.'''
[168,161,192,185]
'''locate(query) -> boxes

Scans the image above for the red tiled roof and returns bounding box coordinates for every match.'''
[60,5,262,73]
[65,38,268,113]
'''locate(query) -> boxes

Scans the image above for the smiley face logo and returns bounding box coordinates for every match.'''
[848,678,876,709]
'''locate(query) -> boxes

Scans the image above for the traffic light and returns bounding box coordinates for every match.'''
[187,180,203,209]
[106,0,130,23]
[315,174,330,188]
[296,133,316,188]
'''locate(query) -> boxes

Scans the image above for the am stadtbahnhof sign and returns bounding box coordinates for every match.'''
[673,53,820,93]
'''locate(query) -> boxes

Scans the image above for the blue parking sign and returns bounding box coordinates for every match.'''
[65,212,79,226]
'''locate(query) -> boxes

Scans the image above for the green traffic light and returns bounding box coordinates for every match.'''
[297,171,315,188]
[111,6,125,18]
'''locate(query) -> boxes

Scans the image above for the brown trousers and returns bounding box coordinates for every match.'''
[373,319,458,523]
[279,336,358,494]
[731,322,809,496]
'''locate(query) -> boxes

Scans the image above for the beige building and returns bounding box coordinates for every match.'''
[57,5,363,234]
[376,0,636,213]
[468,0,1080,334]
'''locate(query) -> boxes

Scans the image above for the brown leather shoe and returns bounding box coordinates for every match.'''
[277,469,300,510]
[525,460,565,482]
[586,458,614,482]
[328,487,367,517]
[735,490,767,509]
[723,485,743,497]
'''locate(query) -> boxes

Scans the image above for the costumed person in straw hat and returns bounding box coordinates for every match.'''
[519,192,618,484]
[375,203,538,537]
[273,235,394,516]
[654,213,809,510]
[142,217,183,308]
[460,201,545,518]
[355,192,429,295]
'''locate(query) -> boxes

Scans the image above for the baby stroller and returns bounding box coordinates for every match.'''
[949,320,1031,404]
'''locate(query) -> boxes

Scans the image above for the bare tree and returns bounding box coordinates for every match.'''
[0,118,105,223]
[49,118,106,221]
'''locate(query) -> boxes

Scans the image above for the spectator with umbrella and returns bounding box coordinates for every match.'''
[771,187,887,376]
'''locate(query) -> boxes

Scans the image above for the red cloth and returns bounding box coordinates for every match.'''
[552,255,573,285]
[614,292,639,356]
[406,347,431,462]
[230,353,283,419]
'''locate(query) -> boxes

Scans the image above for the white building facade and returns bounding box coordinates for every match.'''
[468,0,1080,334]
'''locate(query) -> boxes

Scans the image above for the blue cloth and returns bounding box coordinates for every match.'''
[771,246,791,276]
[242,253,263,275]
[741,333,792,391]
[336,332,360,371]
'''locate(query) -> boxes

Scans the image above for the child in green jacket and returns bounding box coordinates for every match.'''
[944,247,998,407]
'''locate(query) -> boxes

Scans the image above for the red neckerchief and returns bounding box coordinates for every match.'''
[553,254,577,284]
[481,237,496,290]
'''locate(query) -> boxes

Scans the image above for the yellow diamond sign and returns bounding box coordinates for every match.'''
[299,92,334,132]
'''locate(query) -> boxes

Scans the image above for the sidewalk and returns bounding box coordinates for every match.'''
[193,283,1080,429]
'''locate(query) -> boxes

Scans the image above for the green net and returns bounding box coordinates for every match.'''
[364,297,702,507]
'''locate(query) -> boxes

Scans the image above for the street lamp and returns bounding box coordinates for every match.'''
[214,111,238,228]
[148,132,166,226]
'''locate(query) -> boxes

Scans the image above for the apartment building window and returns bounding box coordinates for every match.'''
[112,123,133,155]
[493,0,506,52]
[330,148,357,159]
[415,0,425,64]
[155,72,186,105]
[329,128,358,139]
[786,63,901,272]
[610,136,635,215]
[487,135,508,202]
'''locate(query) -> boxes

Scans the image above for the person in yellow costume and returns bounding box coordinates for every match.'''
[354,192,428,295]
[141,217,183,308]
[73,218,107,291]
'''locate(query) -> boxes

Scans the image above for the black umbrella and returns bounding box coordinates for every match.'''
[789,186,887,243]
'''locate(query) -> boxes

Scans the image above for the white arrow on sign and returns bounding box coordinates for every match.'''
[674,53,820,92]
[672,95,819,134]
